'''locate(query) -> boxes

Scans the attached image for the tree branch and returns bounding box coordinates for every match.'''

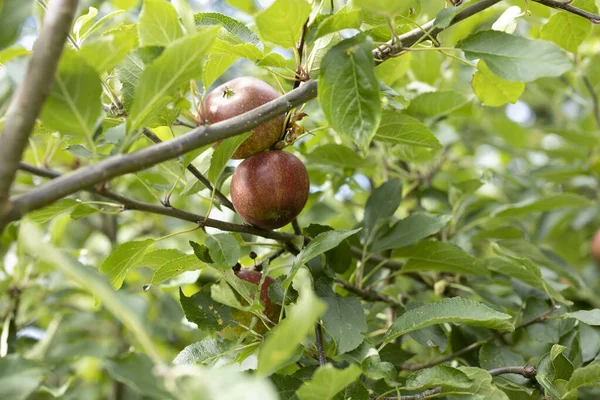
[315,323,327,366]
[3,0,505,228]
[17,163,298,242]
[373,0,503,62]
[396,340,486,371]
[0,0,79,210]
[582,75,600,129]
[532,0,600,23]
[488,365,536,378]
[141,128,235,211]
[334,277,403,306]
[376,365,536,399]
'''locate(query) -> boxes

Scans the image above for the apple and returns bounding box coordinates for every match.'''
[592,230,600,263]
[203,76,285,159]
[230,150,309,229]
[236,268,280,323]
[220,268,281,338]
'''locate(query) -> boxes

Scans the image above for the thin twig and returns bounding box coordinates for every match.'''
[335,277,402,306]
[315,323,327,366]
[396,340,486,371]
[488,365,537,378]
[532,0,600,23]
[17,163,299,243]
[376,365,536,399]
[291,218,302,235]
[254,248,287,272]
[293,19,309,90]
[582,75,600,129]
[514,305,558,330]
[141,128,235,211]
[0,0,79,208]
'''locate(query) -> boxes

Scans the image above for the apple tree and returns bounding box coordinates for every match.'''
[1,0,600,399]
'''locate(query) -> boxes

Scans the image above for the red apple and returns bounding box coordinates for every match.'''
[592,230,600,263]
[231,150,309,230]
[203,76,285,159]
[235,268,280,323]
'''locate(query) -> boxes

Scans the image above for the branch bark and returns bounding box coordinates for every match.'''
[141,128,235,211]
[2,0,506,229]
[0,0,79,214]
[532,0,600,23]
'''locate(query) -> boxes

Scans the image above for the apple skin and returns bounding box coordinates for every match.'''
[231,150,309,230]
[203,76,285,159]
[236,269,280,323]
[592,230,600,263]
[220,269,281,338]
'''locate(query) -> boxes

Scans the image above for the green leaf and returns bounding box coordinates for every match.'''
[255,0,311,48]
[395,241,489,276]
[40,49,102,138]
[370,212,451,253]
[78,9,127,43]
[304,224,353,274]
[138,249,186,269]
[151,254,205,284]
[458,366,510,400]
[205,233,240,268]
[202,54,236,88]
[0,0,33,50]
[0,355,45,400]
[258,269,327,376]
[128,27,220,132]
[540,0,597,53]
[26,198,78,223]
[138,0,183,46]
[189,241,214,263]
[382,297,514,346]
[489,245,572,305]
[316,283,367,354]
[374,111,442,149]
[195,12,263,60]
[296,364,362,400]
[434,6,459,29]
[407,90,471,117]
[457,30,573,82]
[105,353,171,398]
[479,343,527,384]
[19,221,161,364]
[70,203,100,220]
[79,25,139,74]
[472,60,525,107]
[565,310,600,326]
[284,228,361,287]
[375,52,412,86]
[179,287,233,332]
[319,35,382,155]
[404,365,473,390]
[314,7,362,40]
[257,52,288,68]
[100,239,155,289]
[566,363,600,394]
[307,33,341,77]
[354,0,416,17]
[363,179,403,243]
[305,144,366,168]
[492,193,593,218]
[173,339,230,366]
[172,0,196,35]
[207,132,252,184]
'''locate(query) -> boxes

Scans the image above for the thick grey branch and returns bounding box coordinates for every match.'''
[4,0,504,227]
[0,0,79,209]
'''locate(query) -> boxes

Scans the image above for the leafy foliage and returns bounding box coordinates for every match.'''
[2,0,600,399]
